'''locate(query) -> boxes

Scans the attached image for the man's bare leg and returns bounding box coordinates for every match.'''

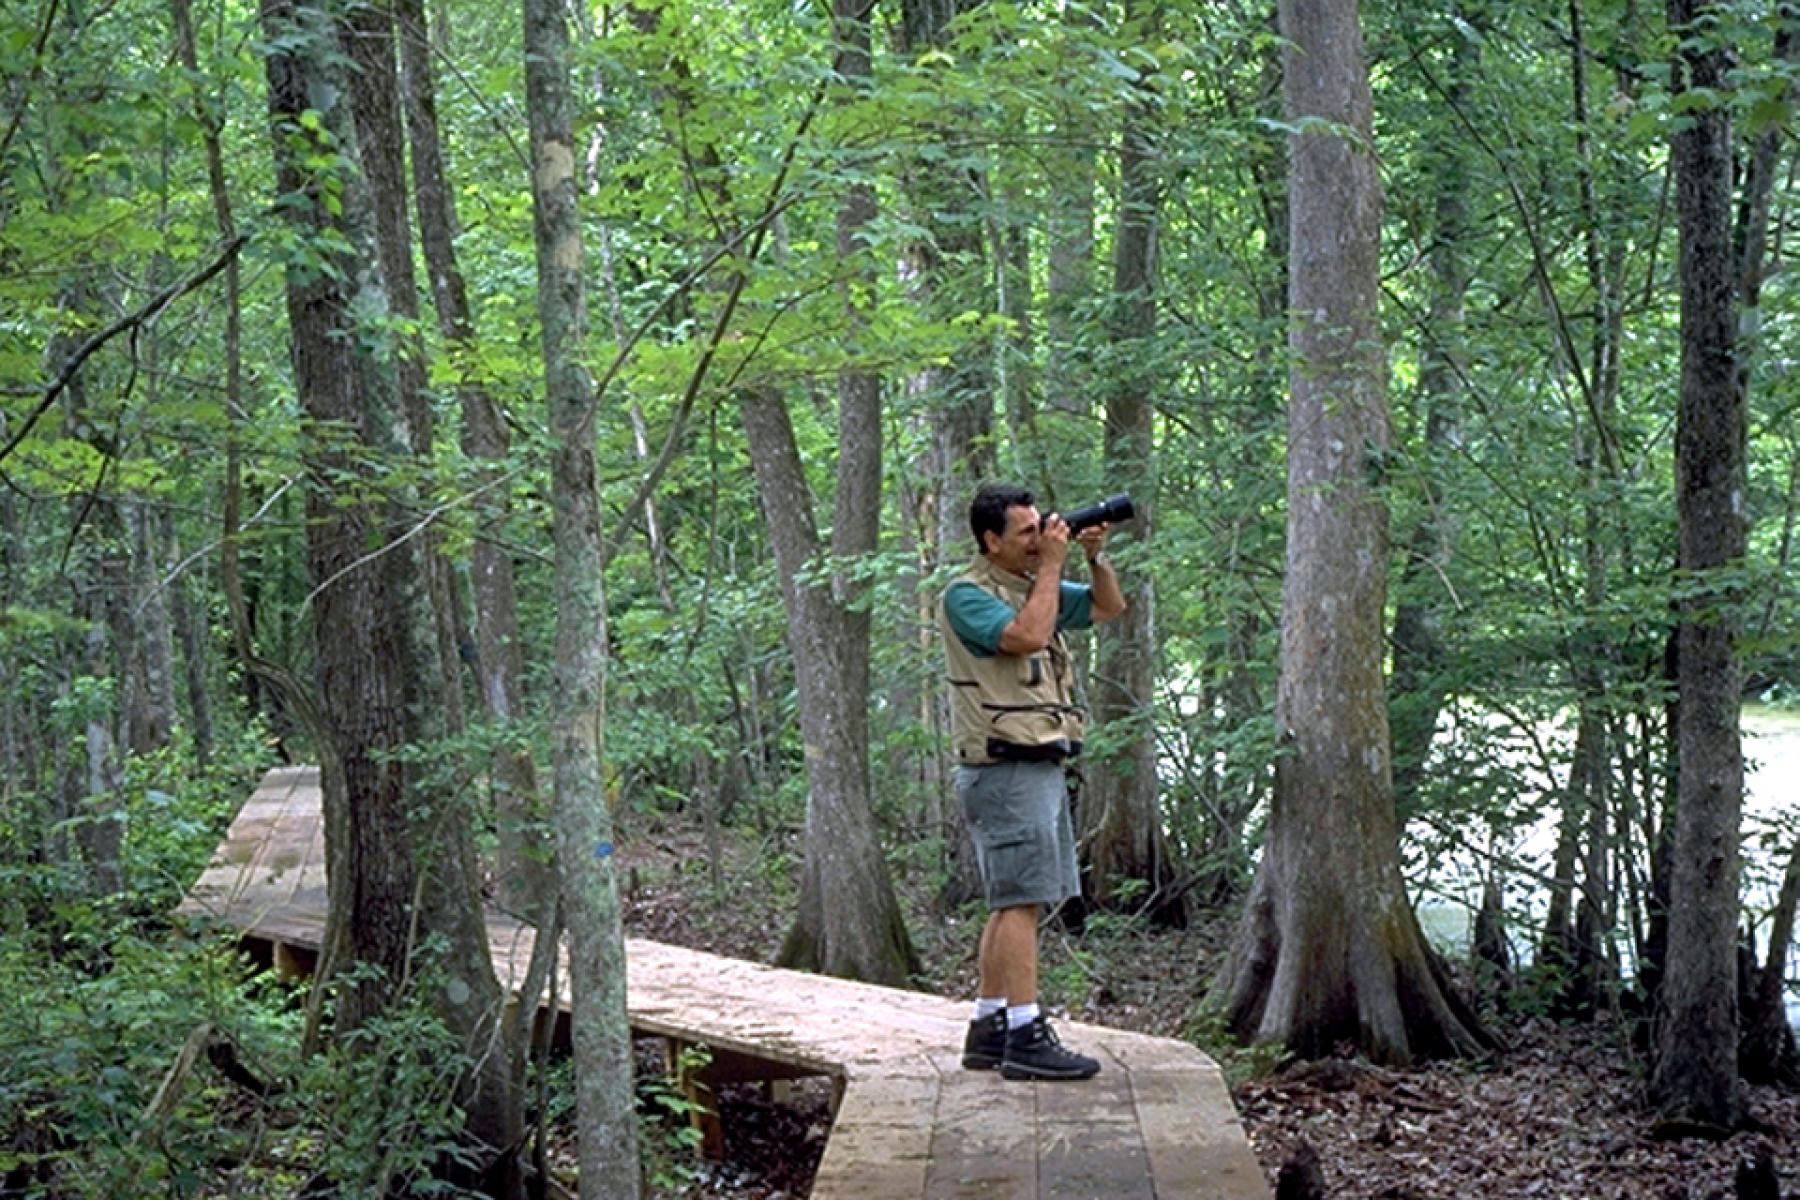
[981,904,1039,1005]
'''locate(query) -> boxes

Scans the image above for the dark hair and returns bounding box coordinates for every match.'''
[970,483,1034,555]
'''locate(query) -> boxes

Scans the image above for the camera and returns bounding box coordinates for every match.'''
[1060,492,1135,535]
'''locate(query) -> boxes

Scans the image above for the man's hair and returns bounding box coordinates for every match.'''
[970,483,1034,554]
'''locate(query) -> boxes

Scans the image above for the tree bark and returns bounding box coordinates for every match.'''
[338,0,467,742]
[1742,837,1800,1085]
[898,0,991,909]
[261,0,427,1057]
[167,523,214,771]
[0,487,22,803]
[522,0,640,1188]
[335,9,523,1185]
[759,0,918,986]
[127,501,176,755]
[1650,0,1745,1130]
[1215,0,1491,1064]
[746,390,920,985]
[394,0,551,923]
[76,615,124,898]
[1084,0,1182,927]
[1043,4,1097,425]
[1388,9,1472,820]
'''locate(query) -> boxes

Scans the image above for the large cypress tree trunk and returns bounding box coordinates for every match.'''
[1650,0,1746,1131]
[522,0,639,1189]
[1084,0,1182,927]
[1215,0,1490,1065]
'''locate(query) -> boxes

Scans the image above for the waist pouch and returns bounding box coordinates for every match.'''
[986,737,1081,764]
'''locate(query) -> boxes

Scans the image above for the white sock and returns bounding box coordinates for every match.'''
[973,997,1006,1020]
[1006,1001,1040,1030]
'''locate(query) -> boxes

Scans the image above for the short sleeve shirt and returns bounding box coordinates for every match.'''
[944,579,1094,657]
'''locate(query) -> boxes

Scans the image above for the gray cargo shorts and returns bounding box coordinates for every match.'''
[955,760,1081,910]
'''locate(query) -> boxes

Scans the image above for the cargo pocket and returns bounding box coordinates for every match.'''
[979,830,1041,909]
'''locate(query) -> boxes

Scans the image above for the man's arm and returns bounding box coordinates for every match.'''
[1087,554,1126,622]
[1076,524,1127,622]
[997,518,1070,654]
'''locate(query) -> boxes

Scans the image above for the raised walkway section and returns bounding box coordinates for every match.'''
[178,766,1269,1199]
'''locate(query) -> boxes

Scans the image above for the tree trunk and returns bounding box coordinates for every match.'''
[1570,703,1616,1014]
[0,487,22,802]
[394,0,551,923]
[1649,0,1745,1130]
[1388,10,1472,820]
[321,12,523,1185]
[127,501,176,755]
[746,390,920,985]
[1084,0,1182,927]
[262,0,422,1050]
[1215,0,1491,1064]
[1742,837,1800,1085]
[76,616,124,899]
[995,191,1033,440]
[761,0,917,986]
[522,0,640,1188]
[168,525,214,772]
[899,0,991,910]
[1473,870,1513,999]
[1041,0,1099,429]
[338,0,466,743]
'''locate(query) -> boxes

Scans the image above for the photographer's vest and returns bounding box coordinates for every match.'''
[938,556,1085,766]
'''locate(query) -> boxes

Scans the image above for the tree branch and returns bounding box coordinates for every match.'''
[0,0,61,173]
[0,234,250,466]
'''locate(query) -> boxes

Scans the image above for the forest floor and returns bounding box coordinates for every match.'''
[610,819,1800,1199]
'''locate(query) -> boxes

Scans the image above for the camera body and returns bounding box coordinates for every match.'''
[1060,492,1135,536]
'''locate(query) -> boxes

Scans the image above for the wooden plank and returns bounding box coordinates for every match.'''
[1038,1124,1154,1200]
[922,1072,1037,1198]
[1035,1065,1137,1123]
[1131,1068,1268,1200]
[813,1074,937,1200]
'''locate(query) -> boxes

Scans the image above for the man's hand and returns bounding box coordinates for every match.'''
[1038,514,1072,573]
[1080,522,1126,622]
[1074,521,1110,563]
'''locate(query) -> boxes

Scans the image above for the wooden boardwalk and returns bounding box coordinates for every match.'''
[178,766,1269,1199]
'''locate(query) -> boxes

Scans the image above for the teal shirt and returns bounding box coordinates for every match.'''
[944,579,1094,657]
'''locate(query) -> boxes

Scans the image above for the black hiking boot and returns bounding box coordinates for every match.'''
[1000,1015,1100,1081]
[961,1011,1007,1070]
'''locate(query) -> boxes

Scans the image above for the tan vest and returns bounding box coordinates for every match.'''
[938,556,1085,765]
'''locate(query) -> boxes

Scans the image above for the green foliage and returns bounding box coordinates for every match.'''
[292,966,481,1199]
[0,925,300,1199]
[1181,1000,1287,1089]
[636,1043,713,1193]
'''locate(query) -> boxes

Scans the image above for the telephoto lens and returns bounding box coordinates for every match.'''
[1061,492,1134,535]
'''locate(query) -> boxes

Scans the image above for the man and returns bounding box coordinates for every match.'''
[939,482,1126,1081]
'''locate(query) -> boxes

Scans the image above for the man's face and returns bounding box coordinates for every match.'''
[984,504,1041,575]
